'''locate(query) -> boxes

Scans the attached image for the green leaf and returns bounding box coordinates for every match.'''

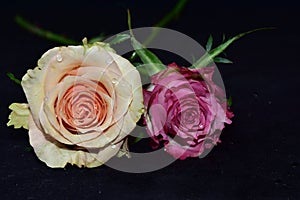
[214,57,233,64]
[7,72,21,85]
[133,62,151,76]
[128,135,144,145]
[89,33,106,43]
[192,27,275,68]
[109,34,130,45]
[127,10,166,76]
[206,34,213,51]
[227,96,233,107]
[131,38,166,75]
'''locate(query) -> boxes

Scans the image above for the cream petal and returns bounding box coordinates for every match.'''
[80,66,134,125]
[110,74,133,124]
[21,47,59,129]
[111,110,136,144]
[21,46,85,129]
[81,45,122,77]
[76,67,116,97]
[75,66,136,135]
[108,52,144,123]
[28,115,122,168]
[64,54,140,142]
[107,53,144,143]
[56,75,114,131]
[43,46,85,93]
[7,103,30,130]
[76,116,125,148]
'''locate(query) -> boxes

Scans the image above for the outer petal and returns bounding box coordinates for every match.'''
[165,138,205,160]
[7,103,30,129]
[21,46,84,129]
[108,52,144,142]
[28,115,122,168]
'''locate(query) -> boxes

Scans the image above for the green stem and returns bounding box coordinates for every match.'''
[127,10,134,36]
[144,0,188,45]
[130,0,189,61]
[192,27,275,68]
[128,10,165,76]
[15,15,79,45]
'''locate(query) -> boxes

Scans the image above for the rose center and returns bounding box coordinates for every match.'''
[57,83,109,134]
[183,110,196,124]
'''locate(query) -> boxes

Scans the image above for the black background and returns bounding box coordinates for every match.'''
[1,0,299,199]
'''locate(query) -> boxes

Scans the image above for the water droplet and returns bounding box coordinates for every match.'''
[56,53,63,62]
[199,124,204,129]
[164,148,167,151]
[111,144,116,149]
[112,78,118,84]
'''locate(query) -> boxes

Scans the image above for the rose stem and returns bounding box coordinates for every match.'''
[14,15,79,45]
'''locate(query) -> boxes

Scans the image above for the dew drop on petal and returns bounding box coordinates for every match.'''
[56,53,63,62]
[112,78,118,84]
[199,124,204,129]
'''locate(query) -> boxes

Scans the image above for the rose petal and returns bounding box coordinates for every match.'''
[41,76,115,148]
[7,103,30,130]
[28,115,122,168]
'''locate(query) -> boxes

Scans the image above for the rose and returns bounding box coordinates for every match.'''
[143,63,233,160]
[21,42,144,168]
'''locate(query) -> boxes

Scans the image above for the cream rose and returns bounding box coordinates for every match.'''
[19,41,143,168]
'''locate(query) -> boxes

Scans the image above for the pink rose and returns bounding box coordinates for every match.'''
[21,42,144,168]
[144,63,233,160]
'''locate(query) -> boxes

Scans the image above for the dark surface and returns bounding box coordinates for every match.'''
[0,0,299,199]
